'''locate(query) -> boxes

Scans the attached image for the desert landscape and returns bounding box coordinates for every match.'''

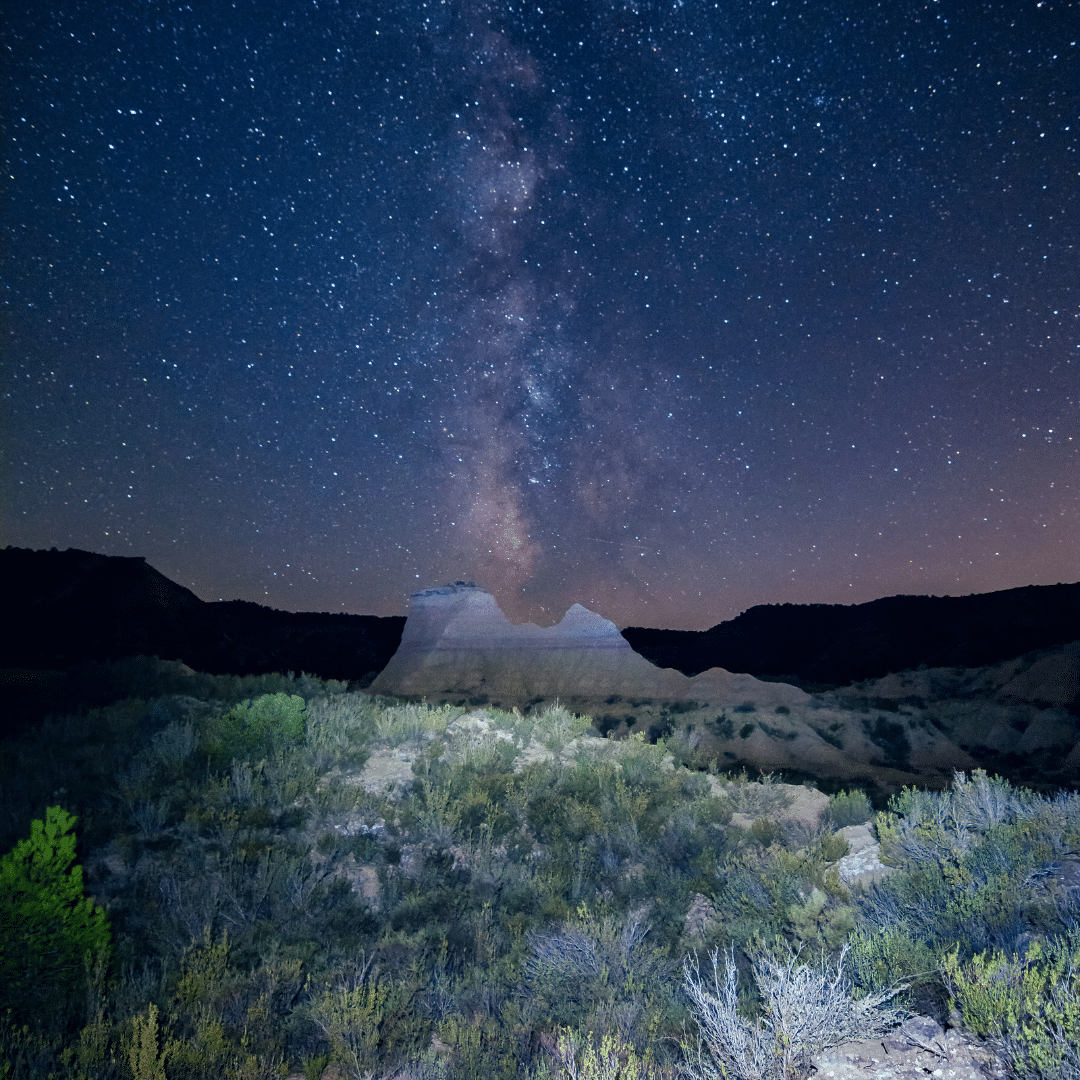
[7,0,1075,1071]
[2,548,1079,1079]
[5,548,1079,797]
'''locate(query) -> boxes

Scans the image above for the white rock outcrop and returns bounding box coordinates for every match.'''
[368,583,809,712]
[810,1014,1007,1079]
[833,823,895,887]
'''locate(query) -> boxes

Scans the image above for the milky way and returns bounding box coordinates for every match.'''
[3,1,1076,629]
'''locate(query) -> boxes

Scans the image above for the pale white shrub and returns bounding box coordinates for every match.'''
[681,943,905,1080]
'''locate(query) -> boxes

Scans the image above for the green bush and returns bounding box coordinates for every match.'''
[845,923,939,996]
[862,772,1080,964]
[437,1012,523,1080]
[206,692,307,762]
[876,770,1030,869]
[941,932,1080,1079]
[308,974,428,1079]
[818,833,851,863]
[124,1003,174,1080]
[0,806,112,1023]
[824,790,873,829]
[547,1029,667,1079]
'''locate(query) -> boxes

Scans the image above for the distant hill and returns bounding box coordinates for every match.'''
[4,550,1079,787]
[621,583,1080,689]
[5,545,1077,707]
[1,546,405,683]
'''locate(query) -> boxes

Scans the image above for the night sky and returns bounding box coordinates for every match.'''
[3,1,1077,630]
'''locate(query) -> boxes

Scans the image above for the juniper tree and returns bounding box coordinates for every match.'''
[0,806,111,1022]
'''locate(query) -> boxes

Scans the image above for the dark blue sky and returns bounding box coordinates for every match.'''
[3,0,1076,629]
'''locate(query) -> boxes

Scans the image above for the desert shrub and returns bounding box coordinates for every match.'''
[647,719,675,745]
[596,715,626,738]
[940,931,1080,1079]
[149,719,197,775]
[817,833,850,863]
[877,770,1023,867]
[172,930,239,1030]
[163,929,307,1077]
[454,731,520,776]
[867,772,1079,953]
[757,723,797,743]
[375,700,459,743]
[811,722,845,750]
[763,846,857,950]
[536,703,596,750]
[124,1002,174,1080]
[547,1028,668,1080]
[205,692,307,762]
[706,835,865,954]
[849,770,1080,1007]
[308,973,428,1080]
[706,713,734,742]
[721,774,788,817]
[522,906,676,1045]
[681,772,714,801]
[823,790,873,829]
[861,717,910,768]
[747,818,779,847]
[0,806,112,1024]
[681,943,905,1080]
[437,1011,526,1080]
[845,923,939,998]
[859,852,1027,960]
[0,955,118,1078]
[789,893,857,951]
[445,760,520,841]
[304,692,379,769]
[616,734,672,788]
[0,1013,63,1079]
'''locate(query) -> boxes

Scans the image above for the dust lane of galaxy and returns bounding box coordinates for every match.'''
[2,0,1076,630]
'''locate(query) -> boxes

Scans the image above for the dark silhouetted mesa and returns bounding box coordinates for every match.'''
[622,584,1080,688]
[1,546,405,682]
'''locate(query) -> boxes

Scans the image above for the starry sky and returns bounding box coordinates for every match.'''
[3,0,1077,631]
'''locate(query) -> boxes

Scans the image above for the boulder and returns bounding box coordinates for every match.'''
[833,824,894,888]
[683,893,720,939]
[810,1014,1007,1079]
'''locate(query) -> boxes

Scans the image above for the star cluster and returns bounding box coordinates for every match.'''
[3,0,1076,629]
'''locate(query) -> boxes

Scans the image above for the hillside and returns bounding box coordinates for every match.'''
[2,663,1076,1078]
[1,544,405,681]
[622,583,1080,687]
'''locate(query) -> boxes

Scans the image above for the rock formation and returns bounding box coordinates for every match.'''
[6,550,1076,793]
[810,1014,1007,1079]
[367,583,809,713]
